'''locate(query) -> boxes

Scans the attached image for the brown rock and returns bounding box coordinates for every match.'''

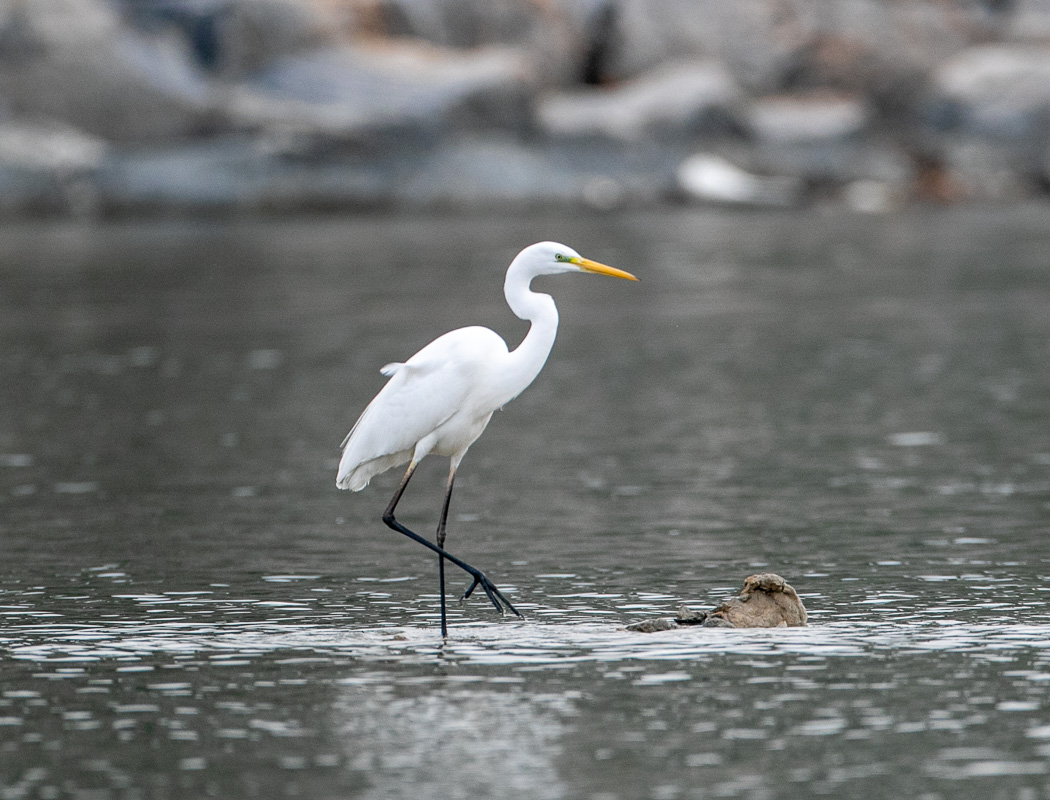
[705,573,807,628]
[628,573,807,632]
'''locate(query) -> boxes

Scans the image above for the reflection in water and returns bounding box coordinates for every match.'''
[333,683,568,800]
[1,207,1050,798]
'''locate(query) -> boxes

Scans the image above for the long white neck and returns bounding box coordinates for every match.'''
[495,260,560,405]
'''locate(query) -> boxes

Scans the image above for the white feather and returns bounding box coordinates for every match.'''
[335,241,636,493]
[337,327,510,491]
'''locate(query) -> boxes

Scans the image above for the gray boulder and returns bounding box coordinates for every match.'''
[0,116,107,215]
[219,0,337,75]
[919,44,1050,195]
[117,0,338,75]
[596,0,797,93]
[536,60,743,144]
[226,42,535,144]
[926,44,1050,140]
[745,93,909,186]
[779,0,979,89]
[1007,0,1050,41]
[343,0,608,84]
[0,0,216,142]
[357,0,558,48]
[677,153,803,206]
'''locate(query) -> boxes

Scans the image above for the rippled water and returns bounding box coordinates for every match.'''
[2,207,1050,798]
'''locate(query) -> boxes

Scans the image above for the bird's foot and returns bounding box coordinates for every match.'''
[461,572,523,619]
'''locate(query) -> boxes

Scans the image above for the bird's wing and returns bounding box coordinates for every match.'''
[337,328,502,490]
[340,360,459,457]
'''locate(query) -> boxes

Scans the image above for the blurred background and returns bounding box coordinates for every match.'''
[2,0,1050,215]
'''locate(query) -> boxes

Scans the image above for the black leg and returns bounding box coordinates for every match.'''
[381,463,522,623]
[435,471,455,638]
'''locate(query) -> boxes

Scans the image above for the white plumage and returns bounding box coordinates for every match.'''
[335,240,637,635]
[337,325,510,491]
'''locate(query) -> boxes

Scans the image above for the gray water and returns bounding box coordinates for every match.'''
[1,206,1049,799]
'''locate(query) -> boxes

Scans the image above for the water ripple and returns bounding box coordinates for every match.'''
[8,617,1050,669]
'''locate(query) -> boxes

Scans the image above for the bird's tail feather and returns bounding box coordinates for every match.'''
[336,450,412,491]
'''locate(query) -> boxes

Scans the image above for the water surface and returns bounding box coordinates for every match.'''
[2,206,1050,798]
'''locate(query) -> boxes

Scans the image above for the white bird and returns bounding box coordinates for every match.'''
[337,241,638,636]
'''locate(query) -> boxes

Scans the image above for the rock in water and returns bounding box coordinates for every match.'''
[626,573,807,632]
[703,573,807,628]
[624,617,680,633]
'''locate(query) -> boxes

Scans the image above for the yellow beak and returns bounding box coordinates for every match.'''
[572,257,639,281]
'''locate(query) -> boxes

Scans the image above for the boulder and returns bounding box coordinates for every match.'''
[118,0,340,75]
[0,0,217,142]
[703,572,808,628]
[348,0,556,48]
[624,617,678,633]
[776,0,978,94]
[626,573,807,631]
[226,41,534,143]
[325,0,606,85]
[677,154,803,206]
[0,116,107,172]
[595,0,798,93]
[749,93,870,144]
[744,92,910,186]
[918,44,1050,195]
[0,117,107,215]
[536,60,743,144]
[1006,0,1050,41]
[924,45,1050,140]
[216,0,339,76]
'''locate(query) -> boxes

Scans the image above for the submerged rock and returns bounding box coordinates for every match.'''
[703,572,808,628]
[626,573,807,632]
[625,617,679,633]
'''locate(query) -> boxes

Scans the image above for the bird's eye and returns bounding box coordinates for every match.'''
[555,253,565,262]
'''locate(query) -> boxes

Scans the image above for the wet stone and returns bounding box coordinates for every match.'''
[627,573,807,632]
[624,617,679,633]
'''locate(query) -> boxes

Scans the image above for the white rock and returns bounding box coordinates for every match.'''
[0,118,107,172]
[748,95,870,144]
[677,153,802,206]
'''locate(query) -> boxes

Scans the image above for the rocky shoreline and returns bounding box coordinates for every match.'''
[2,0,1050,217]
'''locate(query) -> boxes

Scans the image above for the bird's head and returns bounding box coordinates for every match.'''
[515,241,638,281]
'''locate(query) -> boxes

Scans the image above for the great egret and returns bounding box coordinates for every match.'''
[337,241,637,636]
